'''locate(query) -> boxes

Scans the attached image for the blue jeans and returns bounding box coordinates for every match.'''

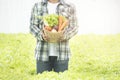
[36,56,69,74]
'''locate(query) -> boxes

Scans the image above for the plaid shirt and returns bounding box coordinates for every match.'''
[30,0,78,61]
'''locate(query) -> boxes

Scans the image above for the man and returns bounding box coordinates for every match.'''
[30,0,78,74]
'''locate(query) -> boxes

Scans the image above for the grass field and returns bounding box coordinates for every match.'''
[0,33,120,80]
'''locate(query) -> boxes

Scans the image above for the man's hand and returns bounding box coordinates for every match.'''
[57,32,66,42]
[42,32,50,42]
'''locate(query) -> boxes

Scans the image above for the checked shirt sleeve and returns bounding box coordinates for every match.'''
[30,3,43,41]
[64,4,78,40]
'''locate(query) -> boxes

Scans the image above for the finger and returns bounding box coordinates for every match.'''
[42,34,47,41]
[43,35,50,42]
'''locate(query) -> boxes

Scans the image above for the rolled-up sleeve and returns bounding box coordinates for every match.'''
[30,3,43,41]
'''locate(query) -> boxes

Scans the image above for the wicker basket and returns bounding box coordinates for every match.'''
[43,28,63,43]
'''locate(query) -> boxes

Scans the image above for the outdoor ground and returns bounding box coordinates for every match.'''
[0,33,120,80]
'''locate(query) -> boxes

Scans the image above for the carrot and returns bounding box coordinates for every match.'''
[58,15,63,30]
[44,26,52,31]
[58,19,68,32]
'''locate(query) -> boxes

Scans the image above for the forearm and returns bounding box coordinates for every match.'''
[63,7,78,40]
[64,24,78,40]
[30,24,44,41]
[30,3,44,41]
[63,3,79,40]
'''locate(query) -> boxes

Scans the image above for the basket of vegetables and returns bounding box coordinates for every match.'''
[42,14,68,42]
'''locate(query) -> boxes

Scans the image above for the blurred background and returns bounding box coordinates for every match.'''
[0,0,120,34]
[0,0,120,80]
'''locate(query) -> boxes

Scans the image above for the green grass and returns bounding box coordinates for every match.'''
[0,33,120,80]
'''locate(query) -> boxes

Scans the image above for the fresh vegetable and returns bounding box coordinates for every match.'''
[58,15,63,29]
[58,15,68,32]
[51,29,57,32]
[43,14,68,32]
[58,19,68,31]
[44,26,52,31]
[43,14,58,27]
[53,26,59,31]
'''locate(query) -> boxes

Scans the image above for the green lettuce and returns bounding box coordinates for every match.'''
[43,14,59,27]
